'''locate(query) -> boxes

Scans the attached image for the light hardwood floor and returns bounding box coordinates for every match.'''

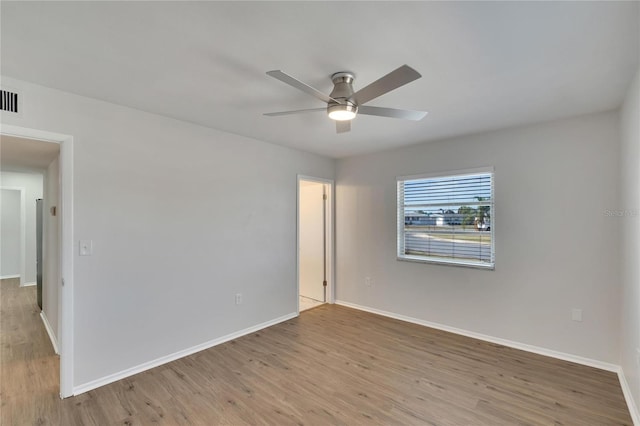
[1,278,633,425]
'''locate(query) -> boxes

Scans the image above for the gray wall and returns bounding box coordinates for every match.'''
[620,66,640,413]
[1,76,335,388]
[43,156,60,345]
[336,111,621,364]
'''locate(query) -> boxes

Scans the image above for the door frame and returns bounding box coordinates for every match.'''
[297,175,334,313]
[1,124,74,398]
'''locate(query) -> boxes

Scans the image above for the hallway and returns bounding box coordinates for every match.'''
[0,278,60,424]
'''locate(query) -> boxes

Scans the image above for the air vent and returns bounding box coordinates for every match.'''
[1,89,19,113]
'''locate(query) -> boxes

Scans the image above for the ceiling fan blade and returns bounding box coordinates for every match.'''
[351,65,421,105]
[336,120,351,134]
[263,107,326,117]
[266,70,338,104]
[358,105,427,121]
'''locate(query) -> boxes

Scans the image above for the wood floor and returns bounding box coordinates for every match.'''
[1,278,633,425]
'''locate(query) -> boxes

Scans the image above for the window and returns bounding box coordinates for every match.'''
[397,168,494,269]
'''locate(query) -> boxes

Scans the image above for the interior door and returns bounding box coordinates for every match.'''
[36,198,43,310]
[299,180,326,302]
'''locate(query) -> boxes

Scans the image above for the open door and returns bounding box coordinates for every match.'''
[299,180,326,302]
[298,177,333,312]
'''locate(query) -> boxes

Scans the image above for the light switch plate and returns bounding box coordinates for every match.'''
[571,308,583,322]
[79,240,93,256]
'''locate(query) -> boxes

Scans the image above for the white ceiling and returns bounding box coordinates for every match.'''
[1,2,638,158]
[0,135,59,172]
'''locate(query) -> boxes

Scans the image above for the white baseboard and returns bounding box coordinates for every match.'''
[40,312,59,355]
[21,281,36,287]
[73,312,298,396]
[0,274,20,280]
[618,367,640,426]
[335,300,619,372]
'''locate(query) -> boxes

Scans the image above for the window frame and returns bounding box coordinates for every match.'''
[397,167,495,270]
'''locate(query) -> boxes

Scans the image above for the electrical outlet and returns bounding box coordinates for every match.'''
[571,309,582,322]
[365,277,371,287]
[235,293,242,305]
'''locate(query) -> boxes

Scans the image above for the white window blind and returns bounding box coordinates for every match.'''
[397,168,495,269]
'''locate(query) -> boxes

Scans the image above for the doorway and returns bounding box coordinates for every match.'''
[297,176,333,312]
[0,125,73,398]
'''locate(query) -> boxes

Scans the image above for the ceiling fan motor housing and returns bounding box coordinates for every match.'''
[329,72,357,112]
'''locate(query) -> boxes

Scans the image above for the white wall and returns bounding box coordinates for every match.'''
[336,111,621,364]
[620,66,640,414]
[0,188,21,277]
[1,76,334,388]
[0,171,43,284]
[43,156,60,344]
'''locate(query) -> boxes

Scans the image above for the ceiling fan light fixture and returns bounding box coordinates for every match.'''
[327,103,357,121]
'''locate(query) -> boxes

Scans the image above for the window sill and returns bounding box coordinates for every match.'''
[397,255,495,270]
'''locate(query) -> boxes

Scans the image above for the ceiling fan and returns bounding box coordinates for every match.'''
[263,65,428,134]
